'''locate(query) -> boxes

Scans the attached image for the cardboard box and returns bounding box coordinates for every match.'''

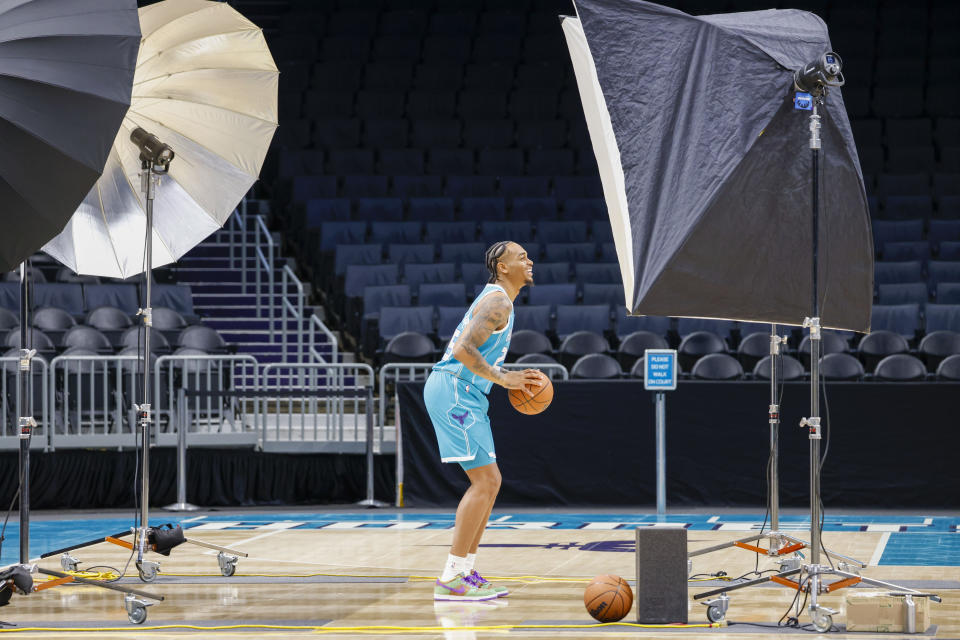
[846,592,930,633]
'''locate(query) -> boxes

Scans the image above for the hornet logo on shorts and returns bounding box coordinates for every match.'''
[451,410,469,426]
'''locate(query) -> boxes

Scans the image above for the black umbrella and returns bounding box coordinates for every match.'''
[0,0,140,271]
[562,0,873,332]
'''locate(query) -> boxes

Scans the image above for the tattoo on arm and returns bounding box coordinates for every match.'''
[451,293,511,385]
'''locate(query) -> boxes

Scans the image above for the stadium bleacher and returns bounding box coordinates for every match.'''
[261,0,960,380]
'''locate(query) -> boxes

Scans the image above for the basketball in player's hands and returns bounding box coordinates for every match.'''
[584,574,633,622]
[508,371,553,415]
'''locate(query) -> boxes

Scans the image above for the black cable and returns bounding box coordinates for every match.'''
[778,573,808,627]
[819,355,834,569]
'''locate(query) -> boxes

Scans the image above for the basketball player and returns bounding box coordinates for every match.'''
[424,241,543,601]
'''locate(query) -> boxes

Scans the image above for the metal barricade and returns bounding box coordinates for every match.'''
[48,354,138,449]
[380,362,569,506]
[154,354,260,447]
[260,363,375,454]
[0,355,49,450]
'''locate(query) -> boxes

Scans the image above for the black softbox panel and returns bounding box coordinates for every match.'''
[563,0,873,332]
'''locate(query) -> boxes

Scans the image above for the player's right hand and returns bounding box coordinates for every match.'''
[500,369,544,396]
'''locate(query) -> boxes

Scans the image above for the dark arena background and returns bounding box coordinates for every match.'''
[0,0,957,637]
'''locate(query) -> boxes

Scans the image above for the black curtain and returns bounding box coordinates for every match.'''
[0,449,394,509]
[399,380,960,509]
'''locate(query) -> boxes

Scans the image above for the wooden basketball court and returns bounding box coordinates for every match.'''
[0,509,955,638]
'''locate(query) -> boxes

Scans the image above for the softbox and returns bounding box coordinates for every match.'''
[562,0,873,332]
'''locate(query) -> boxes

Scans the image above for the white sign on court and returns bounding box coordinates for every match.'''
[643,349,677,391]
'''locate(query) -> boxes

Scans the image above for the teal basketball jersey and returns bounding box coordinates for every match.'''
[433,284,514,394]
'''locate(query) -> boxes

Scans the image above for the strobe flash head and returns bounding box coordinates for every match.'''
[130,127,175,168]
[794,51,844,96]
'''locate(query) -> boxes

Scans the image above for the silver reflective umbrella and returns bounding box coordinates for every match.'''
[43,0,279,278]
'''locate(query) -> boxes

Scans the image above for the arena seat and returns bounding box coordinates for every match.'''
[678,331,727,371]
[918,330,960,371]
[937,282,960,303]
[425,222,477,245]
[513,305,551,333]
[616,330,669,370]
[388,244,434,265]
[479,220,533,244]
[532,262,570,285]
[570,353,621,379]
[691,353,744,380]
[408,197,455,221]
[119,326,170,353]
[403,263,454,289]
[575,263,620,284]
[870,303,921,339]
[383,331,435,364]
[378,306,434,346]
[936,354,960,380]
[874,354,927,380]
[461,197,507,222]
[555,306,610,341]
[318,221,366,251]
[736,331,771,371]
[752,354,805,381]
[877,283,929,306]
[418,283,466,307]
[858,330,911,370]
[527,283,576,309]
[925,304,960,333]
[508,329,553,361]
[436,306,468,342]
[538,220,587,244]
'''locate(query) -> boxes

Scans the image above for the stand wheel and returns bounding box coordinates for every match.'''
[127,605,147,624]
[138,565,157,583]
[812,612,832,633]
[707,605,726,623]
[221,563,236,577]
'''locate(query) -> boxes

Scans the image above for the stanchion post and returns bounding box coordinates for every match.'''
[643,349,677,518]
[655,391,666,517]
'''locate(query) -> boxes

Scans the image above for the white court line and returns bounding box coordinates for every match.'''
[201,527,289,555]
[181,515,207,523]
[869,531,892,566]
[494,516,511,522]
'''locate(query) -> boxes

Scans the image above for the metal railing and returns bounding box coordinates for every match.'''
[380,362,569,506]
[260,362,375,454]
[308,313,339,364]
[0,356,49,450]
[252,214,275,334]
[48,354,139,449]
[154,354,260,447]
[280,264,305,364]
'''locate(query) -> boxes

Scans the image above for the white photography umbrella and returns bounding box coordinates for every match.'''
[43,0,278,278]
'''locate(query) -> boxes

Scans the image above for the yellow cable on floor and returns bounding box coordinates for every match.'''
[39,569,121,582]
[0,621,725,633]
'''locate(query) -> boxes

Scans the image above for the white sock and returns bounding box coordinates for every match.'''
[440,554,467,582]
[465,553,477,573]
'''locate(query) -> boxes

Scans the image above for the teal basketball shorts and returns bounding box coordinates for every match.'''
[423,371,497,470]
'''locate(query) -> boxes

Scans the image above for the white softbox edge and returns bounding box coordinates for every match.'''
[561,15,635,313]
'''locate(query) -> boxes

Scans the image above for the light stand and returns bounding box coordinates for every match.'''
[10,262,164,625]
[693,54,939,631]
[688,323,862,571]
[39,128,246,586]
[17,262,34,566]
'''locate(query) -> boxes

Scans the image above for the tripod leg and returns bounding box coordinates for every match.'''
[692,567,802,600]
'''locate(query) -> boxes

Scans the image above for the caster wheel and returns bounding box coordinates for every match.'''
[812,612,832,633]
[707,605,726,623]
[221,563,236,577]
[128,605,147,625]
[138,566,157,583]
